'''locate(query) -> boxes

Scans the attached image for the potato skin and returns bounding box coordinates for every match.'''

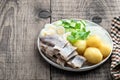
[87,35,102,48]
[84,47,103,64]
[73,40,86,55]
[99,43,111,58]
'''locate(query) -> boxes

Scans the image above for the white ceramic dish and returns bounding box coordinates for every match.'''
[37,19,113,72]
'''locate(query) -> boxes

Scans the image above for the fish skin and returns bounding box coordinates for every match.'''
[39,35,86,68]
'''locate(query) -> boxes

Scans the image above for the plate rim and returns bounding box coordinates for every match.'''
[37,19,113,72]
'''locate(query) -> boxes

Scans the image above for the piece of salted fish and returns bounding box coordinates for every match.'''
[41,49,57,62]
[67,55,86,68]
[40,43,66,66]
[40,42,58,57]
[67,51,78,60]
[40,42,59,63]
[55,49,77,66]
[56,57,66,66]
[54,43,77,61]
[40,35,67,48]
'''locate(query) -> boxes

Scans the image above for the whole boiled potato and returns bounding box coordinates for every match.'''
[99,43,111,58]
[84,47,103,64]
[87,35,102,48]
[73,40,86,55]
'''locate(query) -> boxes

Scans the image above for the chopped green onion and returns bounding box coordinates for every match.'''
[55,19,90,43]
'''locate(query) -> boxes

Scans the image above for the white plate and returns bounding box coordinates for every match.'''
[37,19,113,72]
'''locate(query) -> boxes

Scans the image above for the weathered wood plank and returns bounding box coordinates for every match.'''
[50,0,120,80]
[0,0,50,80]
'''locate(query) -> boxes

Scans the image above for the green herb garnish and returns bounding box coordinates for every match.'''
[54,19,90,43]
[67,30,90,43]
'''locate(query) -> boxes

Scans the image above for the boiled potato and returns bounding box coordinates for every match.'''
[73,40,86,55]
[99,43,111,58]
[84,47,103,64]
[87,35,102,48]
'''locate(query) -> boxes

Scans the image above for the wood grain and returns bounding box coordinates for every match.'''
[0,0,50,80]
[0,0,120,80]
[51,0,120,80]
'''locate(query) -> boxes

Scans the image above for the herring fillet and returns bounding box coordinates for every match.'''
[67,55,86,68]
[54,43,77,61]
[39,35,86,68]
[40,35,67,48]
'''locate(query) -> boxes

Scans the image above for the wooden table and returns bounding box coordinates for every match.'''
[0,0,120,80]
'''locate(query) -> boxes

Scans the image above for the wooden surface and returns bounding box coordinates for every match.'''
[0,0,120,80]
